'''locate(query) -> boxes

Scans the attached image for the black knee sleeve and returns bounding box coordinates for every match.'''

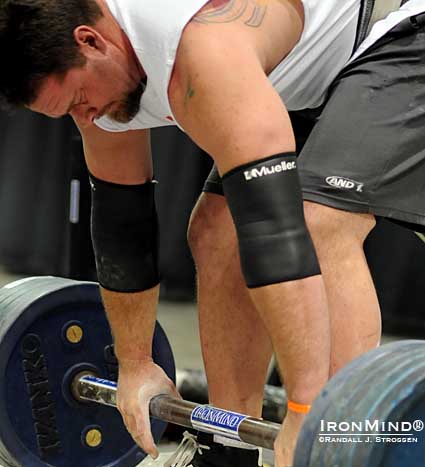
[222,153,320,288]
[90,175,160,292]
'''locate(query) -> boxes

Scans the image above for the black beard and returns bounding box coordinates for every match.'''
[108,78,147,123]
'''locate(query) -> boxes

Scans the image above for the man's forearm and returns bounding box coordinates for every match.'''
[101,285,160,361]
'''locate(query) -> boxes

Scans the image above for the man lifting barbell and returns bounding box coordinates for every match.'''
[1,0,425,465]
[0,277,423,467]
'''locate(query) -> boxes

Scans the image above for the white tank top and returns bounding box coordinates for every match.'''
[95,0,423,132]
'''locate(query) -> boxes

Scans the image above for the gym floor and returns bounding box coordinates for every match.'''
[0,269,414,467]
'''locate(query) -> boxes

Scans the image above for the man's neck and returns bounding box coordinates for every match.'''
[95,0,147,81]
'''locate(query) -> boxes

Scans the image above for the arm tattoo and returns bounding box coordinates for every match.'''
[194,0,267,28]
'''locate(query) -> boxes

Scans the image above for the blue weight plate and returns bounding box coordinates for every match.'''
[0,276,176,467]
[360,344,425,467]
[309,343,421,467]
[378,383,425,467]
[294,341,424,467]
[293,344,396,467]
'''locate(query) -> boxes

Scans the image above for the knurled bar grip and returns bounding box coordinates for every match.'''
[72,373,280,449]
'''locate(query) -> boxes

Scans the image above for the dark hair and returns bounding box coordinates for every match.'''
[0,0,103,108]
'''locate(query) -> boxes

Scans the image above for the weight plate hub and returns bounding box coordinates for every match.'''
[0,276,176,467]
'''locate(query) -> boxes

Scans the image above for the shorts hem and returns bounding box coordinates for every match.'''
[302,190,425,230]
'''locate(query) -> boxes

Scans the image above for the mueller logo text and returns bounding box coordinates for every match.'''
[244,161,296,181]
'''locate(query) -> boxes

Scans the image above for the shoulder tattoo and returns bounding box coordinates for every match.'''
[193,0,268,28]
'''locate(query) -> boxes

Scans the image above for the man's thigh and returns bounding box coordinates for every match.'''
[298,14,425,231]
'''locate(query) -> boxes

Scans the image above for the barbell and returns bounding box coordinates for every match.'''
[0,276,424,467]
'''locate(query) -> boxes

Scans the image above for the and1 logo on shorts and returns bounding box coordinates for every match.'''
[325,176,364,192]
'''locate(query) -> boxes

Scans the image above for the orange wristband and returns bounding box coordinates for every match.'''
[287,400,311,414]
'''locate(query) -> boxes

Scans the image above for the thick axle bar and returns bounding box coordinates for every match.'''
[72,373,280,450]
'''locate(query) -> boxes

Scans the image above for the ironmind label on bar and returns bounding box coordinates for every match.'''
[191,405,247,440]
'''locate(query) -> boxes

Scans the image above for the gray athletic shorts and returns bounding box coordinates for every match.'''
[203,13,425,232]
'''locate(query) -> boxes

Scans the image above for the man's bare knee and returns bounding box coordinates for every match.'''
[304,201,376,249]
[188,192,236,261]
